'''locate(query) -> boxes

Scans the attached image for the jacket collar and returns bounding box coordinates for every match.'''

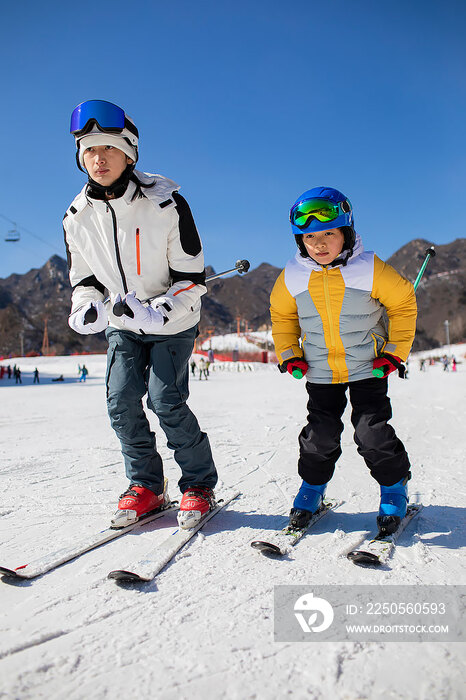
[294,233,364,271]
[68,171,181,216]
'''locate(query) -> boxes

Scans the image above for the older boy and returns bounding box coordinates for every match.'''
[64,100,217,529]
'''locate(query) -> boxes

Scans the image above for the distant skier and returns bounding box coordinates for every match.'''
[404,359,410,379]
[270,187,417,534]
[79,365,88,382]
[33,368,40,384]
[64,99,217,529]
[198,357,208,380]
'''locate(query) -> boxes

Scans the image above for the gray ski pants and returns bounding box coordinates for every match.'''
[105,326,217,494]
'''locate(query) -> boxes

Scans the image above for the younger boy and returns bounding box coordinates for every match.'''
[270,187,417,534]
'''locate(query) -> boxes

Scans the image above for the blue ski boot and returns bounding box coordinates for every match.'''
[289,481,328,530]
[377,475,410,535]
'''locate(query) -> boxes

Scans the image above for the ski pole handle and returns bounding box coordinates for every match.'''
[83,304,98,325]
[291,368,304,379]
[372,366,387,378]
[278,364,305,379]
[372,354,406,379]
[206,259,250,282]
[278,358,308,379]
[413,246,436,291]
[113,300,134,318]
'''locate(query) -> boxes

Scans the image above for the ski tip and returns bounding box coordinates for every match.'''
[108,570,144,582]
[347,550,382,566]
[250,540,283,555]
[0,566,21,578]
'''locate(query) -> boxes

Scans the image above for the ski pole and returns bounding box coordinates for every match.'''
[372,246,436,378]
[413,246,436,291]
[206,259,250,282]
[100,259,251,320]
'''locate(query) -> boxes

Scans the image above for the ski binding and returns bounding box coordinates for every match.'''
[250,498,343,556]
[347,503,423,566]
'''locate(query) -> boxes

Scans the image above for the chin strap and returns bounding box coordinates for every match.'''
[328,247,354,268]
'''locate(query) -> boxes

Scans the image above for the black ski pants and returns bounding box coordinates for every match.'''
[298,378,411,487]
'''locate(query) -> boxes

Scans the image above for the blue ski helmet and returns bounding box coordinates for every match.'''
[290,186,355,257]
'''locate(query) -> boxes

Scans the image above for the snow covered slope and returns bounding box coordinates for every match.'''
[0,352,464,699]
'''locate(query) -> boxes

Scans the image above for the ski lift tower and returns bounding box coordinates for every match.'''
[42,318,50,356]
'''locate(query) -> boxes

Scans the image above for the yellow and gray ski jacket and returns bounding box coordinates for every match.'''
[270,235,417,384]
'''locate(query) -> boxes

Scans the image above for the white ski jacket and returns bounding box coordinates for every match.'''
[63,171,207,335]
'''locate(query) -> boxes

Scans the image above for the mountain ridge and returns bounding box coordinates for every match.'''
[0,239,465,356]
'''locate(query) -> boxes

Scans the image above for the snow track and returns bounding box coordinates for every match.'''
[0,352,464,698]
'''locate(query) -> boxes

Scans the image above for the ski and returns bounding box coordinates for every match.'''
[108,491,240,582]
[0,502,178,580]
[250,499,343,556]
[347,503,423,566]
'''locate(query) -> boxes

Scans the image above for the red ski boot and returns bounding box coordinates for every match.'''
[111,479,169,528]
[177,486,216,529]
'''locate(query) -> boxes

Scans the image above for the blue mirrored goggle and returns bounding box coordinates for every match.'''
[70,100,127,135]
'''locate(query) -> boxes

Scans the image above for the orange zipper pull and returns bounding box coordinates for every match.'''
[136,228,141,275]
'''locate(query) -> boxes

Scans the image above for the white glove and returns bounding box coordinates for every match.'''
[151,295,174,317]
[115,291,167,333]
[69,301,108,335]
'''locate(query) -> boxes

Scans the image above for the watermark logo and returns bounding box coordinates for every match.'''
[294,592,334,633]
[274,585,464,642]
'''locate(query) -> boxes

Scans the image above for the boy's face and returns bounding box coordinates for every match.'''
[302,228,345,264]
[82,145,133,187]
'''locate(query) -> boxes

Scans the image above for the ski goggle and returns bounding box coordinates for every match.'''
[70,100,138,137]
[290,198,351,230]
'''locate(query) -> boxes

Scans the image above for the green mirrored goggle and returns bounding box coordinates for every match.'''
[290,198,342,229]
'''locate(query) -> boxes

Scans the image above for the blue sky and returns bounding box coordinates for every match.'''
[0,0,464,280]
